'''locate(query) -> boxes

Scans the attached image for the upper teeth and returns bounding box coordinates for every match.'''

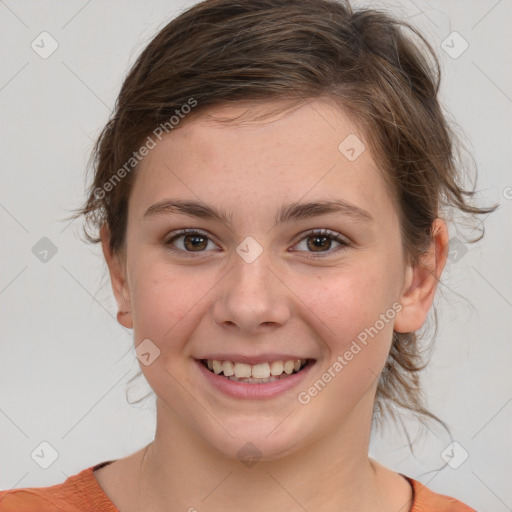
[206,359,306,378]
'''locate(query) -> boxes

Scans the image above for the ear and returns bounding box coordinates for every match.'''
[100,225,133,329]
[394,218,449,333]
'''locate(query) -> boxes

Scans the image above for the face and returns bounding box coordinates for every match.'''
[104,98,442,461]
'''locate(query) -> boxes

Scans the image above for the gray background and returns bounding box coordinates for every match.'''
[0,0,511,510]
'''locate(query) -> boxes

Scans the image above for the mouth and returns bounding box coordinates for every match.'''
[199,358,313,384]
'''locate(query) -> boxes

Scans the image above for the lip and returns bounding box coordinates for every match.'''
[194,358,316,400]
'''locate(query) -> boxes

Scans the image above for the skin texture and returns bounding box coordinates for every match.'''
[97,98,449,511]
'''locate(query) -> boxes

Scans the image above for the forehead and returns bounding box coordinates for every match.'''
[163,98,361,165]
[129,98,396,227]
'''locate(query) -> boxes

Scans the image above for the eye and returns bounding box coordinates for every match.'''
[165,229,219,255]
[292,229,350,256]
[164,228,350,257]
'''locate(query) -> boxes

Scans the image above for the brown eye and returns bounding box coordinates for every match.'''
[293,229,350,256]
[307,234,332,252]
[165,229,218,254]
[182,233,208,251]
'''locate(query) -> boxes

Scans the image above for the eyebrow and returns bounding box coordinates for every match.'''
[143,198,373,225]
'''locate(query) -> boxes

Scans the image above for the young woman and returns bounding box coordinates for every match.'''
[0,0,494,510]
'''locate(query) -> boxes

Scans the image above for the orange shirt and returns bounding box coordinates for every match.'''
[0,460,477,511]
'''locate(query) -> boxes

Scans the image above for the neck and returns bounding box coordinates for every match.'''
[137,394,388,512]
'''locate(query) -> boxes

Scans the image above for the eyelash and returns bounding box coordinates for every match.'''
[164,228,350,258]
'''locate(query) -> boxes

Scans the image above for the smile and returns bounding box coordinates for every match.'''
[201,358,309,383]
[195,357,315,399]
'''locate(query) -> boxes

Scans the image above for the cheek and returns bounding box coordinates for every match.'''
[295,269,399,417]
[297,257,401,346]
[127,263,209,399]
[295,260,402,410]
[128,261,207,351]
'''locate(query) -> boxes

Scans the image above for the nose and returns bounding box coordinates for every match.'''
[212,253,291,334]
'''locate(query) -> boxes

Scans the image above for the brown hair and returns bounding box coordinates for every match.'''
[70,0,495,435]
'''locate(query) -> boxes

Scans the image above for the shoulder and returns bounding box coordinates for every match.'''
[406,476,478,512]
[0,462,119,512]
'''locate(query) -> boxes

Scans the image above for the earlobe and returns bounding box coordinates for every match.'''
[100,225,133,329]
[394,219,449,333]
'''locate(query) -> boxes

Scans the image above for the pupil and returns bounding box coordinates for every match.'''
[185,235,206,251]
[308,235,329,252]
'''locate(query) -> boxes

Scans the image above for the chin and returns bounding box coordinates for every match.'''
[200,414,310,463]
